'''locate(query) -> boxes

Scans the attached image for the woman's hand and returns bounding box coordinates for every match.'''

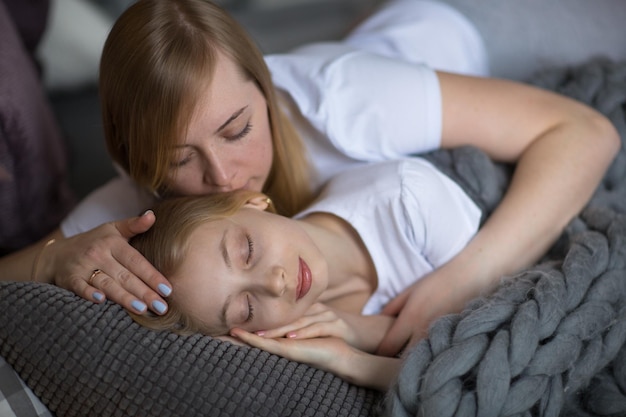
[42,211,172,315]
[256,303,395,352]
[230,328,400,391]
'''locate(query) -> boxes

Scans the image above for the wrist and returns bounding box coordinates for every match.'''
[31,238,57,284]
[343,349,400,391]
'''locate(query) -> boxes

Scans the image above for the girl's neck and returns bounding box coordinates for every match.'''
[298,212,377,310]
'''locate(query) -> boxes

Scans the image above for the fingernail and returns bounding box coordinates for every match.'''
[287,332,297,339]
[255,330,265,337]
[157,283,172,297]
[93,292,104,302]
[142,209,154,216]
[152,300,168,314]
[131,300,147,312]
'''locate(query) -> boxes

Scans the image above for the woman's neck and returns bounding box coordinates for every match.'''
[298,212,377,311]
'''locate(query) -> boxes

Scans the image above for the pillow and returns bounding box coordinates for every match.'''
[0,282,381,417]
[0,0,76,254]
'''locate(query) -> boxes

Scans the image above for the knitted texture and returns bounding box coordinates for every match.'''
[386,59,626,417]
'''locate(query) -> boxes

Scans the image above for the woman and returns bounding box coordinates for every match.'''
[129,156,482,390]
[0,0,619,357]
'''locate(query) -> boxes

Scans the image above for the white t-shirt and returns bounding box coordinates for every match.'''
[61,0,487,237]
[296,158,481,315]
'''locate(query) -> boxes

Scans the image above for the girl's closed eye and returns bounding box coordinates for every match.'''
[246,295,254,322]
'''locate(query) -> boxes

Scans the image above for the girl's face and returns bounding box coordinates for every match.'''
[167,51,273,196]
[171,203,329,335]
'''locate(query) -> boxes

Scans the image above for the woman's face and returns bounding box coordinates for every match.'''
[171,204,329,335]
[167,51,274,196]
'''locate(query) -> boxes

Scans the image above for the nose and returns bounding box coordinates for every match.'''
[202,148,234,189]
[258,265,286,297]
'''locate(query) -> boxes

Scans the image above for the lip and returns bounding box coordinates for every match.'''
[296,257,312,301]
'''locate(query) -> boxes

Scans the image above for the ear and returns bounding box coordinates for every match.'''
[243,195,271,211]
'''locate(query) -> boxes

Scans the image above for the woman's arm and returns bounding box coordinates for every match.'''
[0,212,172,315]
[231,328,401,391]
[376,72,620,356]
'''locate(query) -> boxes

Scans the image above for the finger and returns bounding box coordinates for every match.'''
[216,335,249,347]
[112,243,172,298]
[285,321,344,340]
[258,310,337,338]
[230,328,292,356]
[77,268,154,314]
[115,210,156,239]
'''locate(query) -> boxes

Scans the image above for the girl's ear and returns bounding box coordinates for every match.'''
[243,195,272,211]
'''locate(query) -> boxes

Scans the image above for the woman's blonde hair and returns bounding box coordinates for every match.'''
[130,190,274,336]
[100,0,313,216]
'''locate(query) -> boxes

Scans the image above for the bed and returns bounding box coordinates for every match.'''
[1,1,626,416]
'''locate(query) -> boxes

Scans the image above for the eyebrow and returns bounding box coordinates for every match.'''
[215,106,248,134]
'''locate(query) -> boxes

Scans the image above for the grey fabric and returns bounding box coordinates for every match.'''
[388,58,626,416]
[0,356,52,417]
[0,58,625,417]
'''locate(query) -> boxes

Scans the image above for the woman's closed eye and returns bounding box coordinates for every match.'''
[225,122,252,142]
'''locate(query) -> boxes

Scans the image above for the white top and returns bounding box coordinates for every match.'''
[61,0,487,237]
[296,158,481,315]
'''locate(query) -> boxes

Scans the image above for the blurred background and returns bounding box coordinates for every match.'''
[38,0,381,198]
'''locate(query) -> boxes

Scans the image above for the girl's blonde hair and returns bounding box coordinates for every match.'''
[130,190,274,336]
[100,0,313,216]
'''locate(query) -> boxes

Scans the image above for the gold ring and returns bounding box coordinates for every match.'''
[88,269,103,285]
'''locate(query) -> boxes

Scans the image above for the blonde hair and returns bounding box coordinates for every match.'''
[100,0,313,216]
[129,190,274,336]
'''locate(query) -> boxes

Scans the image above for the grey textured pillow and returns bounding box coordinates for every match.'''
[0,282,381,417]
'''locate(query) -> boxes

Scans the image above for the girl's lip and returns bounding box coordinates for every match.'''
[296,257,312,301]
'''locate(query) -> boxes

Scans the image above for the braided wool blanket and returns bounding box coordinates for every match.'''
[0,59,625,417]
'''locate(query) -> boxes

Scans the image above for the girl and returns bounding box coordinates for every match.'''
[129,156,482,390]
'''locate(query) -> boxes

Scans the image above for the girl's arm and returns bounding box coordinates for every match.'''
[0,212,172,315]
[231,328,401,391]
[377,72,620,356]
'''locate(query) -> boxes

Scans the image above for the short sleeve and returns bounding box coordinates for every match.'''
[266,43,442,161]
[60,176,155,237]
[403,159,481,268]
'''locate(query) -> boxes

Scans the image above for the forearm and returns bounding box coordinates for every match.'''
[0,229,63,283]
[343,352,401,391]
[469,108,619,282]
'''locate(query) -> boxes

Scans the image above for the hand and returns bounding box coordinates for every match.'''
[230,328,400,390]
[255,303,358,342]
[257,303,395,353]
[47,211,172,315]
[376,270,469,357]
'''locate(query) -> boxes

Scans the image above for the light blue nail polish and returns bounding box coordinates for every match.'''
[131,300,147,312]
[93,292,104,302]
[152,300,168,314]
[158,283,172,297]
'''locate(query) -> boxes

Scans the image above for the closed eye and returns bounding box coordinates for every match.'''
[246,234,254,264]
[245,295,254,322]
[226,122,252,141]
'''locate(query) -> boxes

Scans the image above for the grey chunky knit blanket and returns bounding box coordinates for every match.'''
[1,59,625,417]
